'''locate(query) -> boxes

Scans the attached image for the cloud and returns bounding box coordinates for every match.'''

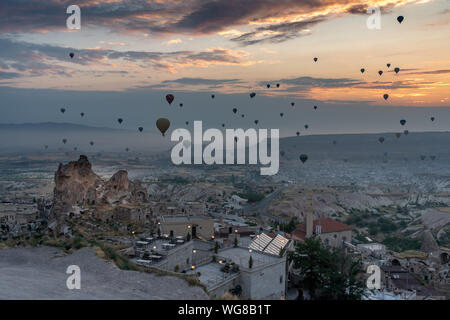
[167,39,182,45]
[0,71,21,79]
[405,69,450,75]
[274,76,364,88]
[0,0,427,46]
[161,77,243,86]
[0,38,256,78]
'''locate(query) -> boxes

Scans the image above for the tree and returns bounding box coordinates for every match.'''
[233,237,238,247]
[288,238,365,300]
[248,255,253,269]
[186,232,191,241]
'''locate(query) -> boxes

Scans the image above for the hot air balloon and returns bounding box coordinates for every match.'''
[397,16,404,24]
[166,94,174,105]
[304,124,309,129]
[296,131,300,136]
[211,94,215,99]
[394,67,400,74]
[314,105,318,110]
[299,154,308,163]
[60,108,66,114]
[90,141,94,146]
[430,117,435,122]
[332,140,337,145]
[378,137,385,144]
[69,52,74,59]
[387,63,391,68]
[117,118,123,124]
[404,130,409,135]
[254,120,259,125]
[232,108,238,114]
[125,147,129,152]
[250,92,256,98]
[241,114,245,118]
[395,132,402,138]
[430,155,436,161]
[420,155,426,161]
[400,119,406,126]
[74,147,78,151]
[222,123,225,127]
[156,118,170,136]
[313,57,318,62]
[280,151,285,157]
[378,70,383,76]
[80,112,84,117]
[44,145,48,149]
[62,138,67,144]
[360,68,365,73]
[280,113,284,117]
[179,103,183,107]
[383,94,389,100]
[266,84,270,88]
[138,127,143,132]
[276,83,280,88]
[185,121,189,125]
[291,102,295,107]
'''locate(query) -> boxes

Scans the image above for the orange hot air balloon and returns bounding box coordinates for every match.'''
[156,118,170,136]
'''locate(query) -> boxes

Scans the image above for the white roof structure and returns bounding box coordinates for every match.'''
[248,233,289,256]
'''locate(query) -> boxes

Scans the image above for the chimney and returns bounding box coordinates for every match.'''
[306,192,313,238]
[306,210,313,238]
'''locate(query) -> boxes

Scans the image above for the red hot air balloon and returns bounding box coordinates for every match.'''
[166,94,174,105]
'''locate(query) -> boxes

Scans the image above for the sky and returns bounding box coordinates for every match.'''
[0,0,449,136]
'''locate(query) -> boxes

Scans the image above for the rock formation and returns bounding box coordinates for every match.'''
[50,155,149,233]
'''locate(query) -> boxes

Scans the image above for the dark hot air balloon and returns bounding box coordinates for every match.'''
[378,70,383,76]
[291,102,295,107]
[60,108,66,114]
[360,68,365,73]
[62,138,67,144]
[156,118,170,136]
[397,16,404,24]
[313,57,318,62]
[211,94,215,99]
[266,84,270,88]
[383,94,389,100]
[138,127,143,132]
[186,121,189,125]
[400,119,406,126]
[179,103,183,107]
[276,83,280,88]
[222,123,225,127]
[430,117,435,122]
[387,63,391,68]
[314,105,317,110]
[69,52,74,59]
[333,140,337,145]
[250,92,256,98]
[394,67,400,74]
[280,113,284,117]
[254,120,259,125]
[378,137,385,144]
[296,131,300,136]
[232,108,238,114]
[80,112,84,117]
[166,94,174,105]
[299,154,308,163]
[396,132,402,138]
[404,130,409,135]
[117,118,123,124]
[280,151,285,157]
[241,114,245,118]
[90,141,94,146]
[304,124,309,129]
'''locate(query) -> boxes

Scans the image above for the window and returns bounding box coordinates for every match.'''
[280,276,283,283]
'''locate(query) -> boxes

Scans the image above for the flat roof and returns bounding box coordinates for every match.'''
[187,262,237,289]
[218,247,280,268]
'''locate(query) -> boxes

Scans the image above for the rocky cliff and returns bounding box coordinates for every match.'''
[50,155,148,232]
